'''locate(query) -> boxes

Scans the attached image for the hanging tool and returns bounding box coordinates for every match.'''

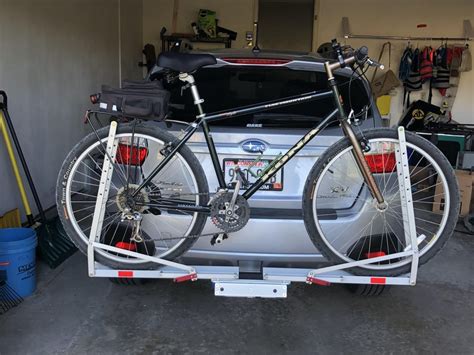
[0,100,35,226]
[0,209,21,228]
[0,91,77,268]
[0,270,23,315]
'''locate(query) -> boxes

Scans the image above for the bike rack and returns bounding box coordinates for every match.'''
[86,125,421,298]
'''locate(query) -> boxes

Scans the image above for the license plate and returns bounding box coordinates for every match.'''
[223,159,283,191]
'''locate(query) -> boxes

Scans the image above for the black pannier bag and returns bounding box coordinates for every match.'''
[99,80,170,120]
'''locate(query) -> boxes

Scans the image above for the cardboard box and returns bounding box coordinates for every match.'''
[433,169,473,217]
[411,166,433,189]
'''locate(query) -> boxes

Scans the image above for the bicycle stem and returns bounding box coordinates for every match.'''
[324,60,385,206]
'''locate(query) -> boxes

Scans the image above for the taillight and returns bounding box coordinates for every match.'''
[365,251,386,259]
[90,93,101,104]
[221,58,290,65]
[116,143,148,166]
[115,241,137,251]
[364,152,396,173]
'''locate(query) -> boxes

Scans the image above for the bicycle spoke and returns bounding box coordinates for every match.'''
[62,130,205,266]
[312,134,454,272]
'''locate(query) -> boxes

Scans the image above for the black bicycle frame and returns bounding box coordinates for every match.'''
[129,89,341,214]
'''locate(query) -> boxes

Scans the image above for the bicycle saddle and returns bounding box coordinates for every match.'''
[157,52,217,73]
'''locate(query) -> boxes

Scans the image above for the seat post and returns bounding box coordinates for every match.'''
[178,73,205,118]
[178,73,226,188]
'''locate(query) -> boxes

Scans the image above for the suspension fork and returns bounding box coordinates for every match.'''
[324,62,385,206]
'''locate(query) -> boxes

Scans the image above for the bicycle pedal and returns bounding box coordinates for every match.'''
[210,233,228,246]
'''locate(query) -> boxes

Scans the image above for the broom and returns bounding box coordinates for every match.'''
[0,91,77,268]
[0,270,23,315]
[0,209,21,228]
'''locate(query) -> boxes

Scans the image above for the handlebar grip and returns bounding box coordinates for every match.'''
[367,58,385,70]
[355,46,369,63]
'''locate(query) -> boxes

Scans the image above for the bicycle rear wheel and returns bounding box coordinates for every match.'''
[303,129,459,276]
[56,122,209,269]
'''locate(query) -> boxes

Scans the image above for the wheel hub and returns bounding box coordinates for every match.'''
[116,184,149,213]
[375,200,388,212]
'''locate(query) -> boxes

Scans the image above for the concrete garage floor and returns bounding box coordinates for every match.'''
[1,229,473,354]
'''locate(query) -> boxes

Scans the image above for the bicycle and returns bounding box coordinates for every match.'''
[57,42,460,277]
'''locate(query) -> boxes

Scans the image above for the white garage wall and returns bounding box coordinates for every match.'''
[258,1,314,52]
[315,0,474,125]
[120,0,144,81]
[0,0,143,219]
[143,0,256,50]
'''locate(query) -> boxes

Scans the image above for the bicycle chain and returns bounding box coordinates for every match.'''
[148,191,211,198]
[145,192,375,242]
[152,231,221,242]
[145,187,215,242]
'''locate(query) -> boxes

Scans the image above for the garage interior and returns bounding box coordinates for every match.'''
[0,0,473,353]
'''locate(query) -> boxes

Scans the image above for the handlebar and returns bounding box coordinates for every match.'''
[325,44,384,77]
[346,46,384,69]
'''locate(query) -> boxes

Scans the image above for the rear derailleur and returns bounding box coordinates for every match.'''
[121,208,144,243]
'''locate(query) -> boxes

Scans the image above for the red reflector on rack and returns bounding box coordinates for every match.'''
[221,58,290,65]
[306,276,331,286]
[364,152,396,173]
[365,251,386,259]
[115,241,137,251]
[174,273,198,283]
[116,144,148,166]
[370,277,386,284]
[118,271,134,278]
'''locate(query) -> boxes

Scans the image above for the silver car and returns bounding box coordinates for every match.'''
[154,49,383,268]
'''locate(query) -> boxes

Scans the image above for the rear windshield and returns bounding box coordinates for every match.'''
[166,66,371,128]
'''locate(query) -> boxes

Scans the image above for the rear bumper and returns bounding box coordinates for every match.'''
[182,215,327,267]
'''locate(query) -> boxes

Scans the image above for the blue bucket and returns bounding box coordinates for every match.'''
[0,228,38,297]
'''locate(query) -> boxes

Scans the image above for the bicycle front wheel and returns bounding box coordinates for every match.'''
[56,122,209,270]
[303,129,459,276]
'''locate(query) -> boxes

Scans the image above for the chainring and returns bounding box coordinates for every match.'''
[210,191,250,233]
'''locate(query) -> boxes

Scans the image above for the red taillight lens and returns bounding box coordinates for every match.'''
[116,144,148,166]
[115,241,137,251]
[221,58,290,65]
[365,251,386,259]
[90,93,101,104]
[364,152,396,173]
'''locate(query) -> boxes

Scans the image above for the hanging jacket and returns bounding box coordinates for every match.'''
[399,47,412,81]
[450,46,464,77]
[403,48,422,108]
[432,46,450,96]
[420,46,433,82]
[404,48,422,92]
